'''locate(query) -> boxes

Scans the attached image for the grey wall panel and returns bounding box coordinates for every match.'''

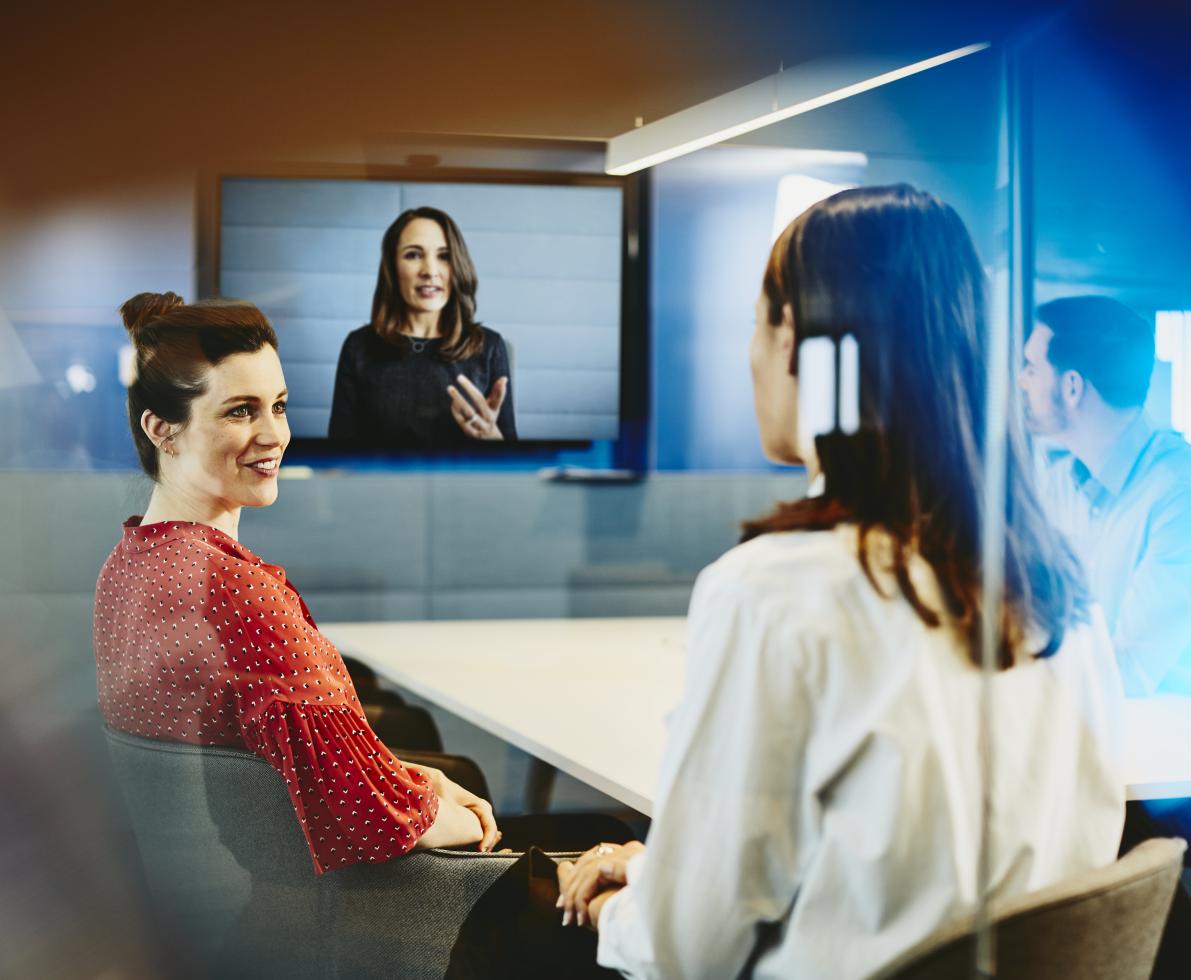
[12,472,148,593]
[1,593,106,730]
[578,473,808,574]
[518,414,619,440]
[288,406,333,440]
[427,475,586,590]
[512,338,619,378]
[569,585,693,617]
[429,585,694,620]
[239,475,430,592]
[221,226,383,274]
[429,588,577,621]
[221,270,374,319]
[500,323,618,370]
[0,476,24,593]
[515,368,618,413]
[420,473,804,595]
[405,184,621,235]
[465,231,621,281]
[221,178,404,229]
[273,316,364,363]
[278,361,336,411]
[280,359,335,396]
[299,590,426,624]
[480,277,619,327]
[5,471,804,599]
[219,226,376,276]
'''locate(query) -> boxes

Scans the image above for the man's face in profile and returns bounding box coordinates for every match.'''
[1019,324,1069,438]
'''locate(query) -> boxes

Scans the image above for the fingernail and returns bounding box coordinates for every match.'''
[561,910,572,927]
[555,895,564,908]
[577,910,586,927]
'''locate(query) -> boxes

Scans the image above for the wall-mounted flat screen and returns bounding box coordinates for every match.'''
[218,174,625,449]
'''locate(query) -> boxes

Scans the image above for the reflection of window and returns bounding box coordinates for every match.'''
[1156,311,1191,442]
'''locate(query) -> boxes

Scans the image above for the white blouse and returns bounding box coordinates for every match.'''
[597,526,1124,980]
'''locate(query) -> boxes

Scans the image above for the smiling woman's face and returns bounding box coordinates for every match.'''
[396,217,452,322]
[162,346,290,511]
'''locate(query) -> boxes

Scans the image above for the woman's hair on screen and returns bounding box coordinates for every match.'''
[743,184,1090,668]
[120,292,278,479]
[370,206,484,361]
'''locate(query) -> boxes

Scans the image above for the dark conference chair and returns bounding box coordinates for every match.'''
[103,726,566,980]
[341,653,446,753]
[874,837,1186,980]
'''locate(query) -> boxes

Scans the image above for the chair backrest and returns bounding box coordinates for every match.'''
[399,749,492,803]
[875,837,1187,980]
[362,696,446,754]
[104,727,531,980]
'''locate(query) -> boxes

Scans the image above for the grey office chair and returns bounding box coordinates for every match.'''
[874,837,1186,980]
[103,726,564,980]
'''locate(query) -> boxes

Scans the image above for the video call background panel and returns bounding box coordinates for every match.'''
[219,177,624,443]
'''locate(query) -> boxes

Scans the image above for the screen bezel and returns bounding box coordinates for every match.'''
[202,164,648,468]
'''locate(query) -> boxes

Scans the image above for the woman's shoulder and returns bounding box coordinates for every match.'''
[694,527,865,621]
[476,324,507,350]
[114,519,276,578]
[340,324,375,350]
[471,324,508,349]
[702,526,861,586]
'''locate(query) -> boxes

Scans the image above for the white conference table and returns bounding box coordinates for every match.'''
[323,617,1191,815]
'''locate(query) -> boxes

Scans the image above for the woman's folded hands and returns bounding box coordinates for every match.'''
[409,762,501,852]
[557,840,646,930]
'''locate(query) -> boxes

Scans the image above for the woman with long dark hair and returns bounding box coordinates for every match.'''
[328,206,517,447]
[556,185,1125,978]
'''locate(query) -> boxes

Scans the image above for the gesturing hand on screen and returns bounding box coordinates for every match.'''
[447,375,508,441]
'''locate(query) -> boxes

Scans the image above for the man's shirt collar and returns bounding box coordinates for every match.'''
[1086,412,1155,499]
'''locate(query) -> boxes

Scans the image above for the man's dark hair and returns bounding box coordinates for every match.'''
[1036,296,1155,409]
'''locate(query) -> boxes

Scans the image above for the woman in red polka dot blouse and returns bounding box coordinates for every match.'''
[94,292,499,873]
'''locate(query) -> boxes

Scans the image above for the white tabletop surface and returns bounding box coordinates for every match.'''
[322,617,1191,812]
[323,618,687,815]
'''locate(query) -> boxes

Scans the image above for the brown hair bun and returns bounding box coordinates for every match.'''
[120,291,185,345]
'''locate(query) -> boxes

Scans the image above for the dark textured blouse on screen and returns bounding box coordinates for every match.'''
[327,325,517,448]
[93,518,439,874]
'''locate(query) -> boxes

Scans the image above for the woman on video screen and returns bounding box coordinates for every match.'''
[328,206,517,447]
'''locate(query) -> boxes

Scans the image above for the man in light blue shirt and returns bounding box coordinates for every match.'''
[1019,295,1191,697]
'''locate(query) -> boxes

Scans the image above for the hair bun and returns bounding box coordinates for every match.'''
[120,291,185,344]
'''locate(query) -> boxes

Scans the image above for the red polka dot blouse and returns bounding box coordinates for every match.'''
[93,518,439,874]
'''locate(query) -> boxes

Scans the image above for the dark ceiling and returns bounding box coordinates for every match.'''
[0,0,1175,207]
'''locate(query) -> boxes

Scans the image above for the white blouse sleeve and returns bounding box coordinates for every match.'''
[597,564,819,979]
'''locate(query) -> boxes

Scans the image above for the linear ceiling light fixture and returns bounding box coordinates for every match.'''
[605,42,990,176]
